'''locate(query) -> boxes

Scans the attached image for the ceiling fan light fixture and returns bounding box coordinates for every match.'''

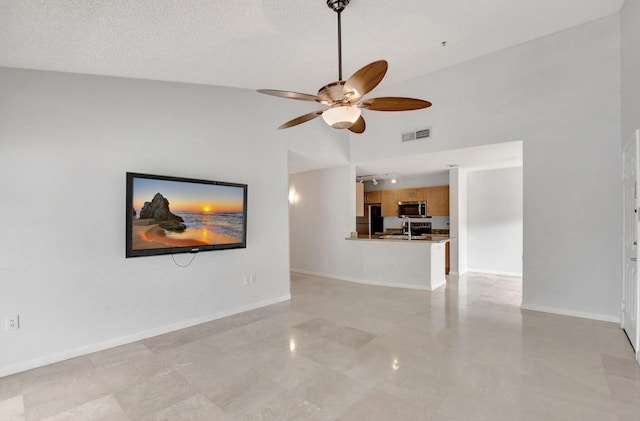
[322,106,361,129]
[258,0,430,133]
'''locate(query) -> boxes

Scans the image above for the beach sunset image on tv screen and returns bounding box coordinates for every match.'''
[126,173,247,257]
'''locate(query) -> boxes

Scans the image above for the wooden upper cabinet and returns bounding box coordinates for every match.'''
[364,190,381,204]
[369,185,449,218]
[426,186,449,216]
[356,182,364,217]
[398,188,426,202]
[381,190,399,217]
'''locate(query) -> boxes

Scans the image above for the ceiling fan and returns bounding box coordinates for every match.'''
[257,0,432,134]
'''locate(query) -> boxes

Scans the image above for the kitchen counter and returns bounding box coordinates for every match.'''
[343,235,449,291]
[347,235,451,243]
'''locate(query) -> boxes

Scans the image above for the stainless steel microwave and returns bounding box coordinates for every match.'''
[397,201,428,218]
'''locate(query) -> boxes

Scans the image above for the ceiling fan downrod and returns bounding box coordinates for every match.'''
[327,0,350,81]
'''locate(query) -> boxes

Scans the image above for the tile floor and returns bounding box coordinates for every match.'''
[1,272,639,420]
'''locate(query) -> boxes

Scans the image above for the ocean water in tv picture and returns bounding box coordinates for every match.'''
[131,177,245,250]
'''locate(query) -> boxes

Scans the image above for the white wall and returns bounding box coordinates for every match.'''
[467,167,523,276]
[289,165,359,277]
[356,15,621,321]
[622,0,640,143]
[0,68,346,376]
[449,168,468,276]
[292,15,622,321]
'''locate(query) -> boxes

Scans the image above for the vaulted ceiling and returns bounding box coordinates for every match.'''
[0,0,625,93]
[0,1,625,176]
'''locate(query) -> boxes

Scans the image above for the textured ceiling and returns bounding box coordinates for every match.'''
[0,0,625,93]
[0,1,624,176]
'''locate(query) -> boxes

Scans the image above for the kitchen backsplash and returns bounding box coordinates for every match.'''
[383,216,450,231]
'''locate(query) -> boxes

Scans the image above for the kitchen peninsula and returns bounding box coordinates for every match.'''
[344,235,450,291]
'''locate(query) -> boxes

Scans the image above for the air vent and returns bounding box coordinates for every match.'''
[401,132,416,142]
[401,127,431,142]
[416,128,431,139]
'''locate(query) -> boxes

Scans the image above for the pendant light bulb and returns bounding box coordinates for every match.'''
[322,106,361,129]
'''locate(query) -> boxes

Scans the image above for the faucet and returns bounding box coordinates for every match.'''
[403,217,412,240]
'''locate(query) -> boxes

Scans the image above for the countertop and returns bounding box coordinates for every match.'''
[346,235,452,243]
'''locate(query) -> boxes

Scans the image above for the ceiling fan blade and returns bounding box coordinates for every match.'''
[348,115,366,134]
[278,110,325,130]
[257,89,320,102]
[360,97,432,111]
[343,60,388,101]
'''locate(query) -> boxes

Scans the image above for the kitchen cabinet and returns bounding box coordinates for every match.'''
[375,185,449,217]
[364,190,381,204]
[426,186,449,216]
[445,242,450,274]
[398,188,426,202]
[381,190,399,217]
[356,182,364,217]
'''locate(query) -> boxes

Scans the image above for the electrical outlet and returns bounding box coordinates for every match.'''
[250,274,256,284]
[243,276,250,286]
[6,315,19,330]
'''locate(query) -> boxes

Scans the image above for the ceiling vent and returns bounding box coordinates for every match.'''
[402,127,431,142]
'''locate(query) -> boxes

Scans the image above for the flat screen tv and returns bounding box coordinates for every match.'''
[126,172,247,258]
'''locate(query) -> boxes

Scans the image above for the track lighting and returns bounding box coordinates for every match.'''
[372,178,378,185]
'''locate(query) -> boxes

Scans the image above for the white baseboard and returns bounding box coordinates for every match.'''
[0,295,290,378]
[521,303,620,323]
[291,268,439,291]
[291,268,360,283]
[466,268,523,277]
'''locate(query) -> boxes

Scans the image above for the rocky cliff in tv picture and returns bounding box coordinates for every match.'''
[126,172,247,258]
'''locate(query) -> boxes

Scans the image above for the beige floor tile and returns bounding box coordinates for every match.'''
[152,393,231,421]
[17,357,95,396]
[323,326,377,349]
[252,354,326,391]
[0,374,22,401]
[337,388,434,421]
[40,394,128,421]
[294,369,369,418]
[23,372,109,421]
[207,370,285,416]
[87,341,153,368]
[606,374,640,408]
[596,324,637,360]
[602,354,640,380]
[294,335,365,373]
[5,272,639,420]
[0,395,25,421]
[293,318,343,337]
[113,371,196,421]
[243,388,334,421]
[93,352,167,394]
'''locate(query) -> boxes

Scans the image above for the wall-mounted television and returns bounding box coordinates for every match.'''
[126,172,247,258]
